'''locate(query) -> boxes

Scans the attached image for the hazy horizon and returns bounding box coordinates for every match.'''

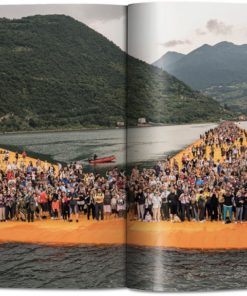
[158,40,247,58]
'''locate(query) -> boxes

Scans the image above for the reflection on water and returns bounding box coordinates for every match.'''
[0,244,125,288]
[0,129,126,166]
[0,123,219,168]
[127,123,217,163]
[127,246,247,291]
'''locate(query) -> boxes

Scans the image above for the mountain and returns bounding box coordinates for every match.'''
[204,82,247,115]
[153,41,247,115]
[0,15,233,131]
[127,55,233,125]
[153,42,247,90]
[153,51,184,71]
[0,15,127,131]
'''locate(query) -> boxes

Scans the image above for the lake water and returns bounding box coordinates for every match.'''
[0,123,219,169]
[127,246,247,291]
[0,243,125,288]
[1,244,247,290]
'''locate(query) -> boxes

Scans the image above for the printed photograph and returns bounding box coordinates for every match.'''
[1,1,247,292]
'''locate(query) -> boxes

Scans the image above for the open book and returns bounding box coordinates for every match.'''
[0,1,247,291]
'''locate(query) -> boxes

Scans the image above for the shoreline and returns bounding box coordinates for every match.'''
[0,120,221,136]
[0,126,125,136]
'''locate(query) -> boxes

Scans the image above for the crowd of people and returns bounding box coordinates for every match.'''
[0,121,246,225]
[0,151,127,222]
[127,122,247,224]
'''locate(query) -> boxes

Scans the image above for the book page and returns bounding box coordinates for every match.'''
[0,4,127,289]
[127,2,247,291]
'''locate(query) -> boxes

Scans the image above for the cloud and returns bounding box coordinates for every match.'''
[162,39,191,47]
[195,28,207,36]
[206,19,233,35]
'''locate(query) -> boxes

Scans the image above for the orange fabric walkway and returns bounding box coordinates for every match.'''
[0,218,126,246]
[1,218,246,249]
[127,220,247,250]
[0,148,58,173]
[1,124,246,249]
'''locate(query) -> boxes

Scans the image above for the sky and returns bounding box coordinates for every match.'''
[0,4,126,51]
[2,3,247,64]
[128,2,247,63]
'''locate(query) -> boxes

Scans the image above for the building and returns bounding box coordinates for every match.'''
[137,118,146,124]
[116,121,125,127]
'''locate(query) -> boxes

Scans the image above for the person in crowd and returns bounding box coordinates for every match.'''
[5,191,15,221]
[152,190,162,222]
[61,191,70,221]
[136,188,145,221]
[68,187,79,223]
[39,188,49,219]
[103,189,112,220]
[51,197,60,220]
[223,190,234,223]
[235,190,244,223]
[167,187,179,222]
[144,188,153,220]
[94,188,104,221]
[161,185,170,221]
[0,192,6,222]
[25,190,36,223]
[190,190,199,221]
[116,190,126,218]
[210,189,219,222]
[179,188,191,222]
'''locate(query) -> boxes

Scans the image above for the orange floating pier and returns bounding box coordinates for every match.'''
[0,148,59,173]
[0,123,246,250]
[127,221,247,250]
[1,218,247,250]
[0,218,126,246]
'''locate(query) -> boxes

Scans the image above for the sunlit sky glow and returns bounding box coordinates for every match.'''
[128,2,247,63]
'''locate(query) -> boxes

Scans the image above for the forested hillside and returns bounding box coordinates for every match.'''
[0,15,233,131]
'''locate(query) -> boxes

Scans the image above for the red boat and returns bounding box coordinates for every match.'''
[88,155,116,164]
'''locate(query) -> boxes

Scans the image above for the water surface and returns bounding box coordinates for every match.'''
[0,243,125,288]
[127,246,247,291]
[0,123,218,169]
